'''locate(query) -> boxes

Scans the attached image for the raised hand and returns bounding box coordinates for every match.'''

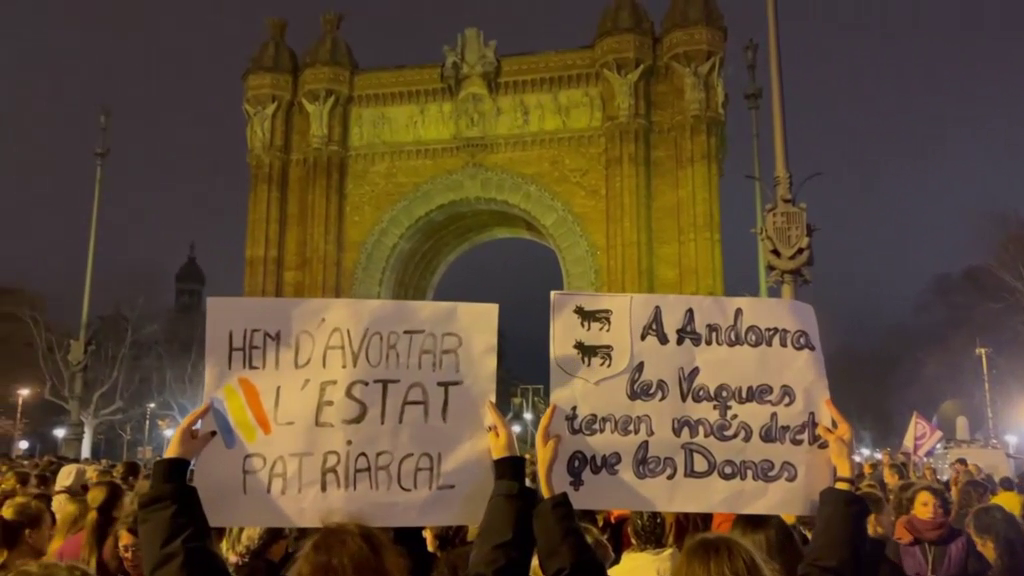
[485,401,519,461]
[816,398,855,482]
[164,402,219,461]
[535,404,561,499]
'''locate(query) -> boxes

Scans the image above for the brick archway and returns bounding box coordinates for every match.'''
[351,165,598,299]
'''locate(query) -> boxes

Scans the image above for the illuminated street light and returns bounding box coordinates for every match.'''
[859,448,871,457]
[511,424,522,435]
[162,428,174,439]
[12,388,30,454]
[1005,434,1018,453]
[523,412,534,422]
[53,428,66,439]
[17,440,29,451]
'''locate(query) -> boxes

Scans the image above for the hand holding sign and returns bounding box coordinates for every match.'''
[535,404,560,499]
[165,402,219,461]
[485,401,518,461]
[816,399,854,480]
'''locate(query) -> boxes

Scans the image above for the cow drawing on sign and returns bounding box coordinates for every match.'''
[573,340,614,367]
[572,304,613,332]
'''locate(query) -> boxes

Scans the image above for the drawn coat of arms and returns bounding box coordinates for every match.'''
[765,203,807,259]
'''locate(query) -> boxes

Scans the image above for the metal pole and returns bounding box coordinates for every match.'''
[144,404,153,454]
[11,394,24,455]
[976,342,996,442]
[744,39,768,298]
[762,0,810,301]
[765,0,790,189]
[64,108,111,459]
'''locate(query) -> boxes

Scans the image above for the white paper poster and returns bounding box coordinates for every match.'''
[549,292,831,515]
[194,297,498,528]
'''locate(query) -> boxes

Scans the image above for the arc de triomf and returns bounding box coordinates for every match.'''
[241,1,727,300]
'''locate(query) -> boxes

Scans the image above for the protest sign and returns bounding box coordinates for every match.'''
[549,292,831,515]
[193,297,498,528]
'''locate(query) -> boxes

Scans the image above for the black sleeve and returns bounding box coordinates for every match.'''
[798,488,869,576]
[466,456,538,576]
[138,458,231,576]
[534,493,607,576]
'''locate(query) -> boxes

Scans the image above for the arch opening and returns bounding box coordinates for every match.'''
[434,237,563,396]
[351,165,598,299]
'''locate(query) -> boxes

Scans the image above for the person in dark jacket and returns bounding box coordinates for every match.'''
[137,404,232,576]
[884,483,989,576]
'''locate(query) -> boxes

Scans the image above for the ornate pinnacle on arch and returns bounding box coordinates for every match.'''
[321,12,343,32]
[267,18,288,39]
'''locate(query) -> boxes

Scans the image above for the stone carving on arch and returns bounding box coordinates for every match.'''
[351,165,598,299]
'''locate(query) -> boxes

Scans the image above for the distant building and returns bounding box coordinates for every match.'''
[174,242,205,315]
[154,243,207,420]
[0,287,46,397]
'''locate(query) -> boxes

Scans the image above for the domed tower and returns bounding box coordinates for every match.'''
[284,12,357,298]
[594,0,655,293]
[657,0,727,294]
[174,242,206,313]
[242,18,297,297]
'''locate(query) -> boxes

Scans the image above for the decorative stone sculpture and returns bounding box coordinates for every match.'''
[441,27,499,96]
[302,92,337,148]
[243,99,279,154]
[601,64,647,119]
[671,57,717,115]
[708,55,726,116]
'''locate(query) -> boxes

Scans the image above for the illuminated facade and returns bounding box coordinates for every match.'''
[241,0,727,298]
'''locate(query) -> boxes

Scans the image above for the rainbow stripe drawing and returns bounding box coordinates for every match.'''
[210,377,272,450]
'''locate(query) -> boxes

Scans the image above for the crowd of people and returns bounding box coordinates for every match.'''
[0,399,1022,576]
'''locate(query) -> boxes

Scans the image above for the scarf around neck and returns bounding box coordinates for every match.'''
[895,514,952,544]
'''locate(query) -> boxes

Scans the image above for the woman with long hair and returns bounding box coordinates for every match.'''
[422,525,472,576]
[951,479,991,529]
[55,479,125,576]
[46,496,86,559]
[0,496,53,571]
[220,526,294,576]
[730,515,804,576]
[966,503,1024,576]
[675,533,779,576]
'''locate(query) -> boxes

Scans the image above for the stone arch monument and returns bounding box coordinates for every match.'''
[241,1,727,300]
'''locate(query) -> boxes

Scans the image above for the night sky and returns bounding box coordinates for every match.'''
[3,1,1023,392]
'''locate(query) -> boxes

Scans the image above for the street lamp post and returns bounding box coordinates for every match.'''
[1004,434,1018,454]
[759,0,813,300]
[143,403,155,457]
[161,428,174,455]
[64,108,111,459]
[11,388,30,455]
[743,39,768,298]
[53,427,66,454]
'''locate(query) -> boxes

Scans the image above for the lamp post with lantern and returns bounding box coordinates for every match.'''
[53,427,66,454]
[743,38,769,298]
[11,388,30,455]
[759,0,814,299]
[143,403,156,458]
[162,428,173,455]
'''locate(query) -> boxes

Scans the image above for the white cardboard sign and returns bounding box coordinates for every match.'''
[193,297,498,527]
[549,292,831,515]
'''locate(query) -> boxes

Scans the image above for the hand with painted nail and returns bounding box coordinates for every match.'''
[165,402,219,461]
[485,401,519,461]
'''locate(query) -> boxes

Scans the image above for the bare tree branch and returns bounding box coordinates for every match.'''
[1,302,155,441]
[148,316,204,423]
